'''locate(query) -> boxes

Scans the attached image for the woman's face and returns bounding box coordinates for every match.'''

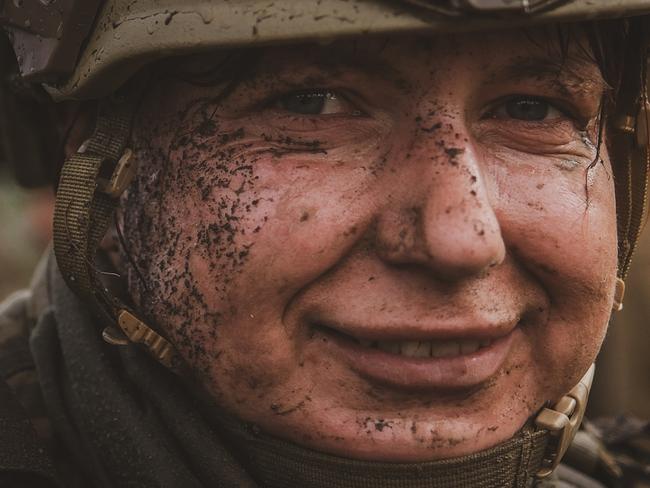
[122,30,617,461]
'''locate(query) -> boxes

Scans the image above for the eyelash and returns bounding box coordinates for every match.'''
[248,86,595,142]
[483,95,583,124]
[263,88,365,116]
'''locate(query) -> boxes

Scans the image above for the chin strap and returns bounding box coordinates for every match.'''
[216,365,595,488]
[534,363,595,478]
[52,80,183,373]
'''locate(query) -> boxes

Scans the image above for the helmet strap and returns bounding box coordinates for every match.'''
[52,77,183,373]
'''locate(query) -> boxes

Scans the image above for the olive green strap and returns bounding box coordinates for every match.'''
[610,22,650,281]
[52,94,131,317]
[52,87,182,372]
[220,417,548,488]
[53,150,115,321]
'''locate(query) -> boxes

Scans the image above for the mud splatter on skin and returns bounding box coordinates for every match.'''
[121,53,336,365]
[108,33,617,463]
[358,417,394,434]
[122,91,266,375]
[122,81,332,379]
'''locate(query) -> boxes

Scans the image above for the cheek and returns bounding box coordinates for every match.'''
[490,151,617,285]
[123,117,389,377]
[490,156,616,392]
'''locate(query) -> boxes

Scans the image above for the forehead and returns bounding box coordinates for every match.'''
[171,27,604,91]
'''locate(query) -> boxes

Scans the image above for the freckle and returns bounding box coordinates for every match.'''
[536,183,544,190]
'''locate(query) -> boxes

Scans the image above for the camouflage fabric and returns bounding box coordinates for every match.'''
[0,255,55,487]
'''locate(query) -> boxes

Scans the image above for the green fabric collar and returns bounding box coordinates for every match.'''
[216,412,548,488]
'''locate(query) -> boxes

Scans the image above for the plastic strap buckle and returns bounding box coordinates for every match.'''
[96,148,137,198]
[534,364,595,478]
[108,309,179,371]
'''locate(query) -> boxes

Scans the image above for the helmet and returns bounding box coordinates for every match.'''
[3,0,650,100]
[1,1,649,484]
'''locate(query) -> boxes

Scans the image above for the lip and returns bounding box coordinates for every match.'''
[313,324,518,391]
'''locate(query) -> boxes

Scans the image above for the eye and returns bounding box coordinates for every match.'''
[489,97,564,122]
[277,90,358,116]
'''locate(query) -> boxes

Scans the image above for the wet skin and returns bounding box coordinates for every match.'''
[116,31,617,461]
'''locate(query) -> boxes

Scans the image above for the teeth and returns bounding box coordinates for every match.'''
[357,337,494,358]
[431,341,460,358]
[377,341,401,355]
[415,341,432,357]
[460,340,480,355]
[399,341,431,358]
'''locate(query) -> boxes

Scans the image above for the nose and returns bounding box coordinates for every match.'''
[376,142,506,281]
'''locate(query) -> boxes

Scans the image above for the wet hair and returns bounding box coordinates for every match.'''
[516,18,648,204]
[585,18,649,108]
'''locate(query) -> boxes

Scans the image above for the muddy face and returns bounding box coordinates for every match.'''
[121,30,617,461]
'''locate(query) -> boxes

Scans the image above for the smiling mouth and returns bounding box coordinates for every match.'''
[312,321,518,390]
[355,337,494,358]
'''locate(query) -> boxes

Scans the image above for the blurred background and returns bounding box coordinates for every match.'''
[0,166,53,300]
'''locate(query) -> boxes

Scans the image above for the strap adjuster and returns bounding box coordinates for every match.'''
[534,364,595,478]
[105,309,181,372]
[97,148,137,198]
[613,103,650,148]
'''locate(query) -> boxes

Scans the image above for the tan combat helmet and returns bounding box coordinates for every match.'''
[1,1,649,485]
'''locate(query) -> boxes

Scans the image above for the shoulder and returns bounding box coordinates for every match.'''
[0,289,34,369]
[0,252,51,433]
[0,284,57,486]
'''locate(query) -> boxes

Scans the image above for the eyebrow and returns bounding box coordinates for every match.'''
[255,40,411,90]
[485,57,609,98]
